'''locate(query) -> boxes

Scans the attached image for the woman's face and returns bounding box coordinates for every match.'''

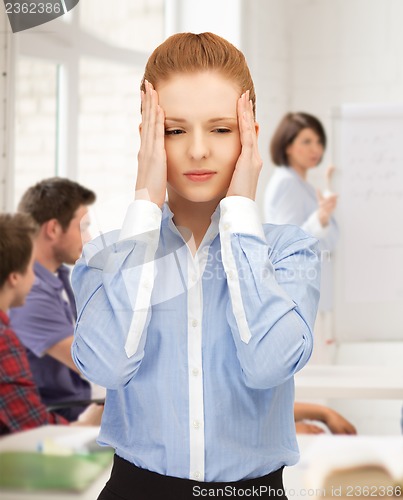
[286,127,324,172]
[156,71,242,206]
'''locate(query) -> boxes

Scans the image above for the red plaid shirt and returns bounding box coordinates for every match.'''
[0,310,68,434]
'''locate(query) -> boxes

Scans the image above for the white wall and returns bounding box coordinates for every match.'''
[248,0,403,204]
[241,0,291,212]
[0,8,15,211]
[245,0,403,435]
[10,1,164,210]
[166,0,241,47]
[287,0,403,183]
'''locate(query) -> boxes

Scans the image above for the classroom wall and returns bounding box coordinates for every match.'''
[11,1,164,209]
[247,0,403,207]
[241,0,291,209]
[244,0,403,434]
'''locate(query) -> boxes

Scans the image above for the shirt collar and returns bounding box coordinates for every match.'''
[34,261,69,291]
[0,310,9,326]
[285,167,317,198]
[162,202,220,246]
[161,203,174,224]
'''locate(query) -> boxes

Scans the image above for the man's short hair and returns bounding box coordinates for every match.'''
[0,213,38,288]
[18,177,96,231]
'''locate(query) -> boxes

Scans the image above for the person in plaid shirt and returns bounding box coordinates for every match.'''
[0,213,102,434]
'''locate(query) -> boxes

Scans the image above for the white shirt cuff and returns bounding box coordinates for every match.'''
[219,196,265,240]
[119,200,162,241]
[304,211,329,239]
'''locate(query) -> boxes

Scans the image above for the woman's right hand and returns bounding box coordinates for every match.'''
[135,80,167,208]
[317,189,338,227]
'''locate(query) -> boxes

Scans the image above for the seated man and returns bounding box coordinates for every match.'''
[0,213,102,434]
[10,178,96,421]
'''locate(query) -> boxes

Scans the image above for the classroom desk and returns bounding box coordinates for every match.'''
[3,430,312,500]
[295,365,403,400]
[1,429,401,499]
[284,434,403,499]
[0,425,111,500]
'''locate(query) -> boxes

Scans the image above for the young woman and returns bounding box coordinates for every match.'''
[72,33,320,500]
[264,113,338,363]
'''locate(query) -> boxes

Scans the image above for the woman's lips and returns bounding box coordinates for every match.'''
[184,172,216,182]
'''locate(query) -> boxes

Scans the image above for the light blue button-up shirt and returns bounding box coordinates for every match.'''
[72,196,320,482]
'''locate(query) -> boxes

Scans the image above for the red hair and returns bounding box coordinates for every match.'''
[141,32,256,116]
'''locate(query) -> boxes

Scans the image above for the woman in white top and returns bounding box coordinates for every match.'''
[264,112,338,363]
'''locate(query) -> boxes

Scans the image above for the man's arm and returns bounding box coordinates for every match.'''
[0,329,69,432]
[46,335,80,373]
[294,402,357,435]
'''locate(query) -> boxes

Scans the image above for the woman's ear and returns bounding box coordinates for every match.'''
[139,123,142,136]
[254,122,260,137]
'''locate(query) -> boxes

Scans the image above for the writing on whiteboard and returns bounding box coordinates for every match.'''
[339,116,403,302]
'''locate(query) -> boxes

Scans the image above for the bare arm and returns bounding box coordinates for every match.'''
[294,402,357,435]
[46,335,80,373]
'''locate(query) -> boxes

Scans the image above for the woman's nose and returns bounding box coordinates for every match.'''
[314,142,323,152]
[187,132,210,160]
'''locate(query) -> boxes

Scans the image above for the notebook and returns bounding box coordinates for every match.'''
[0,450,113,492]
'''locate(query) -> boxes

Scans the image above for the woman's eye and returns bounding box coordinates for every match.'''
[165,129,184,135]
[214,128,231,134]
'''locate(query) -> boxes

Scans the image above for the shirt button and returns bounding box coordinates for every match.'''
[227,271,234,280]
[193,420,201,429]
[194,471,201,480]
[191,274,197,283]
[192,368,199,377]
[223,223,231,230]
[191,319,198,328]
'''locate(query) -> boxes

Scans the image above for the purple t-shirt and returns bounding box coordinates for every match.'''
[10,262,90,421]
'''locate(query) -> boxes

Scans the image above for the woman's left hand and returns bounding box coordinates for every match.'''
[226,91,262,200]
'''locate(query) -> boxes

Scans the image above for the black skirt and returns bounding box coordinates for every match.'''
[98,454,287,500]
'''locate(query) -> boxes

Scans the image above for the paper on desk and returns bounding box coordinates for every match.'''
[38,426,104,455]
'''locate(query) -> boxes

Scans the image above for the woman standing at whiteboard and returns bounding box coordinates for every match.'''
[264,112,338,363]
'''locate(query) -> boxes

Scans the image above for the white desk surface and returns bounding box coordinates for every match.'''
[0,425,111,500]
[284,435,315,499]
[0,427,312,500]
[284,434,403,499]
[1,428,402,499]
[295,364,403,400]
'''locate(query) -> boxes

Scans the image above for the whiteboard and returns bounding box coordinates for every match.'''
[332,104,403,341]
